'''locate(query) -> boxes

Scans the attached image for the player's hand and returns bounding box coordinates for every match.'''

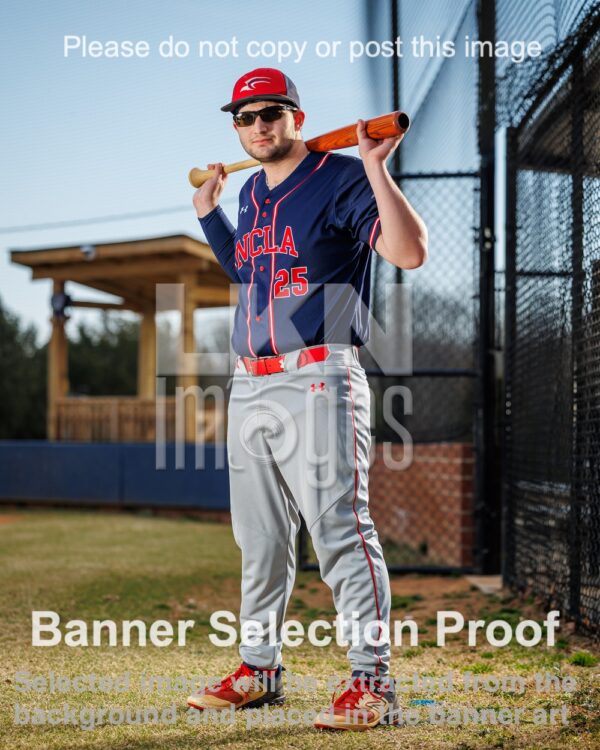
[356,119,402,167]
[193,163,228,218]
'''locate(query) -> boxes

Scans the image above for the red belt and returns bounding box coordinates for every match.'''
[241,344,331,376]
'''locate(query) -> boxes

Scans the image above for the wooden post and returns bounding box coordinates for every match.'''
[137,308,156,399]
[47,280,70,440]
[177,273,197,443]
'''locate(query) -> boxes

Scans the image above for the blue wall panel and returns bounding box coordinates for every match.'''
[0,441,230,510]
[121,443,230,509]
[0,441,121,505]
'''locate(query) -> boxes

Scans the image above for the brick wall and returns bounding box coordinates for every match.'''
[139,442,476,570]
[368,442,475,568]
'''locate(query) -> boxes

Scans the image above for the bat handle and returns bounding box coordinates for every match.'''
[188,158,260,188]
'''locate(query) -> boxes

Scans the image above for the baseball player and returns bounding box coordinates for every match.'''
[188,68,427,731]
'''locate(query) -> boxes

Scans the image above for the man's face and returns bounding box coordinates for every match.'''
[234,100,303,163]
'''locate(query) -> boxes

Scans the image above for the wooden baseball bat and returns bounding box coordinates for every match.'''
[188,110,410,188]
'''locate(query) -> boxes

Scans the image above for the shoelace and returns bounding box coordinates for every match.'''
[219,663,256,693]
[330,676,382,710]
[219,663,277,695]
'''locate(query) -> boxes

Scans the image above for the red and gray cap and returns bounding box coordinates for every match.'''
[221,68,301,113]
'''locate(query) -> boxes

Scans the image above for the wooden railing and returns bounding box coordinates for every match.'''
[54,397,226,443]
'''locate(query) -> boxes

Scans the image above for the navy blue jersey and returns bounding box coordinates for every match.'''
[198,151,381,357]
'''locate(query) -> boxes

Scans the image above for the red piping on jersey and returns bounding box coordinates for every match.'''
[369,216,381,249]
[245,173,261,357]
[267,152,331,355]
[346,366,384,677]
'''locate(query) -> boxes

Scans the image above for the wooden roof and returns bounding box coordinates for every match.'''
[10,234,233,311]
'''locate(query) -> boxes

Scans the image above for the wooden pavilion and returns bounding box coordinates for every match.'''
[11,234,233,444]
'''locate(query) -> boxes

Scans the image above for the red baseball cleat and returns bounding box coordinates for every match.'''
[314,673,400,731]
[187,662,285,711]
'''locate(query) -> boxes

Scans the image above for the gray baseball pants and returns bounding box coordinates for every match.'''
[227,343,391,677]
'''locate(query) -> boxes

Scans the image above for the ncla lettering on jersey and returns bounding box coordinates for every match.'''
[198,151,381,357]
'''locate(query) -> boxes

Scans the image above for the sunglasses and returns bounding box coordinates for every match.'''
[233,105,297,127]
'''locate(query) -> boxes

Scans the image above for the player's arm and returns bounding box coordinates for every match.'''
[357,120,428,270]
[193,163,240,283]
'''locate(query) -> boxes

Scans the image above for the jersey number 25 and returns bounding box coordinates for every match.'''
[273,266,308,298]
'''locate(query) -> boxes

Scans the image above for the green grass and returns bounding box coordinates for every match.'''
[468,662,494,674]
[569,651,599,667]
[390,594,423,609]
[0,509,599,750]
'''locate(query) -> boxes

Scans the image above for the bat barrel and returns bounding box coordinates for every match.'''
[305,110,410,152]
[397,112,410,131]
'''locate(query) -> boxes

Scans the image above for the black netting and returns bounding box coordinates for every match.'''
[502,6,600,633]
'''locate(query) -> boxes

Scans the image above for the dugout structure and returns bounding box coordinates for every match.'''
[10,234,232,444]
[5,234,234,511]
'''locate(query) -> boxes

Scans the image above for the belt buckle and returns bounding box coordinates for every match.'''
[244,354,285,375]
[264,355,285,374]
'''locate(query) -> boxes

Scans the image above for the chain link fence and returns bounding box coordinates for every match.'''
[368,174,479,442]
[500,7,600,633]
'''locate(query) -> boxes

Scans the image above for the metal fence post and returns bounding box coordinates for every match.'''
[569,50,585,625]
[476,0,500,574]
[502,126,518,587]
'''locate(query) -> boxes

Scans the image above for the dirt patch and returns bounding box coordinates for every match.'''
[0,515,20,526]
[173,572,496,622]
[169,575,243,620]
[172,571,599,653]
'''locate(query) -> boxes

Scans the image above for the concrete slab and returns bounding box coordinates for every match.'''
[465,575,503,595]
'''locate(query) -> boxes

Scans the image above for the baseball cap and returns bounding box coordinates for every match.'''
[221,68,301,113]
